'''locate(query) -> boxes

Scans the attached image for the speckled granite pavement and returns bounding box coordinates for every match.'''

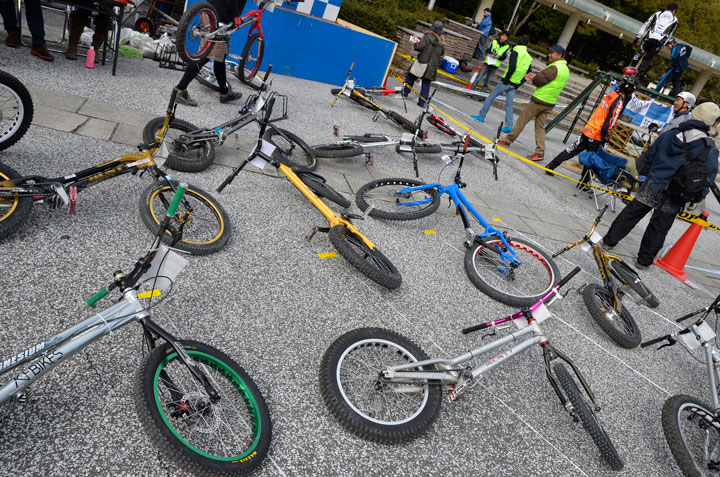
[1,46,719,477]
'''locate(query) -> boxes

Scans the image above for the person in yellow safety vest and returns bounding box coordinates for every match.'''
[545,67,640,179]
[469,31,510,93]
[498,44,569,161]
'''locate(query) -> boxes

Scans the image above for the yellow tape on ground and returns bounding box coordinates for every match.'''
[317,252,338,259]
[386,68,720,233]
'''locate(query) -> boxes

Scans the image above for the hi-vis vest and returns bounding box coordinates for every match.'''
[582,91,624,141]
[532,59,569,105]
[485,40,510,67]
[503,45,532,85]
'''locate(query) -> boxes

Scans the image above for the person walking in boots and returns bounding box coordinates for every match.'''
[65,9,109,62]
[497,44,570,161]
[0,0,53,60]
[403,20,445,108]
[601,102,720,270]
[545,67,639,177]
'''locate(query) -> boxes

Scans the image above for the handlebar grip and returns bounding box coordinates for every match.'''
[462,322,490,334]
[556,266,581,290]
[166,182,187,217]
[677,309,704,323]
[641,335,668,348]
[86,287,110,307]
[263,97,276,123]
[596,204,609,221]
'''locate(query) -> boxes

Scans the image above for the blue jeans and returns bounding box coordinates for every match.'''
[470,64,497,90]
[655,68,683,96]
[478,82,517,129]
[403,72,431,106]
[0,0,46,45]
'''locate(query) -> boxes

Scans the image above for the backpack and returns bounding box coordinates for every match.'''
[667,134,712,204]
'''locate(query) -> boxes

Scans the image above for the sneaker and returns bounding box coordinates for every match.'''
[545,169,555,176]
[527,153,544,161]
[501,127,512,133]
[219,91,243,103]
[417,102,426,108]
[30,44,54,61]
[4,32,19,48]
[471,115,484,123]
[498,138,510,147]
[633,259,650,271]
[176,88,198,107]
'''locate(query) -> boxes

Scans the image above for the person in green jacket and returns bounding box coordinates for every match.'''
[471,36,532,132]
[498,44,570,161]
[403,21,445,107]
[469,31,510,92]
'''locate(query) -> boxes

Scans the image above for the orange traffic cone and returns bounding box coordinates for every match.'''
[466,64,483,89]
[654,211,709,281]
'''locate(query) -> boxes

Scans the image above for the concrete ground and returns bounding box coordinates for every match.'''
[1,46,720,477]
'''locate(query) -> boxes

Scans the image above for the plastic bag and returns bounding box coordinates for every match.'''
[79,26,93,46]
[119,27,136,45]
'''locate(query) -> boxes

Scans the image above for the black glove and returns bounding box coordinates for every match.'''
[632,37,640,48]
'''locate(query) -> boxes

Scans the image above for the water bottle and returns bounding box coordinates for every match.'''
[86,46,95,69]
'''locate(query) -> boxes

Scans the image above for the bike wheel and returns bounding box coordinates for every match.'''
[662,394,720,476]
[139,180,231,255]
[464,237,560,307]
[297,171,351,209]
[142,117,215,173]
[262,127,318,171]
[313,143,365,159]
[134,16,156,36]
[0,162,32,240]
[0,70,33,151]
[387,110,419,133]
[610,259,659,308]
[238,33,264,85]
[319,327,442,443]
[176,2,218,65]
[394,143,443,154]
[136,340,271,474]
[328,225,402,289]
[554,363,624,470]
[356,178,440,221]
[582,283,641,349]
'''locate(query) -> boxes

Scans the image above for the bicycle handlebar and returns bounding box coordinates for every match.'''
[556,266,582,289]
[640,334,671,348]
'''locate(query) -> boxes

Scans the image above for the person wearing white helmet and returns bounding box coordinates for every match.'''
[661,91,695,133]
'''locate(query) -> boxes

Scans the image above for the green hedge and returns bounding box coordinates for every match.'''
[338,0,456,40]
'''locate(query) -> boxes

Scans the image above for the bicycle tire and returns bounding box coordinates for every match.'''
[609,259,659,308]
[238,33,264,85]
[356,178,440,221]
[0,70,33,151]
[134,16,156,36]
[328,225,402,289]
[0,162,32,241]
[136,340,271,474]
[312,143,365,159]
[297,171,351,209]
[427,115,456,136]
[464,237,560,307]
[262,127,318,171]
[554,363,624,470]
[387,110,419,134]
[319,327,442,443]
[662,394,720,476]
[394,143,443,154]
[176,2,218,65]
[582,284,641,349]
[139,180,231,255]
[142,117,215,173]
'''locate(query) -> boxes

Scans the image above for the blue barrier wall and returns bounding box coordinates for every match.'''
[185,1,396,87]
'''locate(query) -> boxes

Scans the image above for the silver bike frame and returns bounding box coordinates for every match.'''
[384,320,547,383]
[0,290,146,403]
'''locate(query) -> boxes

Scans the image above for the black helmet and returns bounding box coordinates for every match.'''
[619,74,639,93]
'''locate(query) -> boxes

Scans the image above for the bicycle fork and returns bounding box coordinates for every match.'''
[542,343,600,416]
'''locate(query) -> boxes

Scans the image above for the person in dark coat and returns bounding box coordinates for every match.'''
[602,101,720,269]
[655,38,692,96]
[174,0,247,106]
[403,20,445,108]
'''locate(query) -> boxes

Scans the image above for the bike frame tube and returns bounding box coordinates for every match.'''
[704,342,720,411]
[388,321,546,382]
[0,291,146,403]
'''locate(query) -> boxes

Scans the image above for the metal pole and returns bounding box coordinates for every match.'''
[508,0,522,34]
[428,0,436,10]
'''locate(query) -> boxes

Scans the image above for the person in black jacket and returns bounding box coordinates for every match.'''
[403,20,445,108]
[175,0,247,106]
[602,102,720,269]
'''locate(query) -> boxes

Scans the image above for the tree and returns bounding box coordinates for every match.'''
[509,0,541,36]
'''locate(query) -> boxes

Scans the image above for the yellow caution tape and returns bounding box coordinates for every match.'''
[386,67,720,233]
[317,252,339,259]
[396,52,470,85]
[138,290,162,299]
[424,230,436,235]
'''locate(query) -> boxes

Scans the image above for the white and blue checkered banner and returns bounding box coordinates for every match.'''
[287,0,343,22]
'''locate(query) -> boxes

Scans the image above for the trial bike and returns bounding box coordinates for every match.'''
[553,205,658,349]
[0,69,33,151]
[319,267,624,470]
[0,185,271,474]
[642,294,720,476]
[355,131,557,306]
[177,0,289,85]
[0,88,231,255]
[217,97,402,289]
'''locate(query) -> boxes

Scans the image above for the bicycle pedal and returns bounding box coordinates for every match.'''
[372,112,381,122]
[306,226,318,243]
[365,153,374,166]
[343,212,364,220]
[68,186,77,214]
[333,125,340,136]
